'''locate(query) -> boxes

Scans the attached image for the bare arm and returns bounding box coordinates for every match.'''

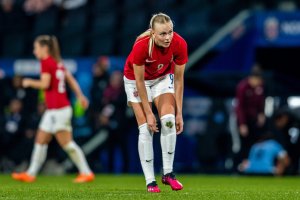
[22,73,51,90]
[133,64,152,114]
[65,70,89,109]
[275,152,290,176]
[174,64,185,134]
[133,64,158,132]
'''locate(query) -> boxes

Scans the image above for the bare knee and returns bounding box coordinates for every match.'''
[55,131,73,147]
[35,130,52,144]
[154,94,175,117]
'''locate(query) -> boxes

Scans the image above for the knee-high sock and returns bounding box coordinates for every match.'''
[160,114,177,175]
[63,141,92,175]
[138,123,155,185]
[27,143,48,176]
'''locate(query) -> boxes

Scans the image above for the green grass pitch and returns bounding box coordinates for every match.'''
[0,174,300,200]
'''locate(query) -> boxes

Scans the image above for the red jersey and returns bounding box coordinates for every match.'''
[124,32,188,80]
[41,56,70,109]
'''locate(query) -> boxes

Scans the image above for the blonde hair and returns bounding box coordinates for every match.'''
[136,13,173,57]
[35,35,62,63]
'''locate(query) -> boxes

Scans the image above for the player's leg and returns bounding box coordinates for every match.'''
[154,93,183,190]
[12,130,52,182]
[27,130,52,174]
[131,102,160,193]
[124,77,160,192]
[152,74,183,191]
[12,110,53,182]
[53,106,93,183]
[154,93,176,172]
[55,131,94,183]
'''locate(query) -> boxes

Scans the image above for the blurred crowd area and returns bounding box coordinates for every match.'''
[1,0,300,57]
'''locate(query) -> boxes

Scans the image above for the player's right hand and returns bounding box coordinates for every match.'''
[78,95,89,109]
[146,112,158,133]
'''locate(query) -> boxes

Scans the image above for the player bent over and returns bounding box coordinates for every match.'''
[123,13,188,192]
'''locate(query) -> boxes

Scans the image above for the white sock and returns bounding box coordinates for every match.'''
[138,123,155,185]
[27,143,48,176]
[63,141,92,175]
[160,114,177,175]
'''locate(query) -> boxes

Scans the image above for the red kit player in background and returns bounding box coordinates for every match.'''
[12,35,94,183]
[124,13,188,192]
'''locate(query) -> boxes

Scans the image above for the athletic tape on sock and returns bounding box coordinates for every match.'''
[161,114,176,154]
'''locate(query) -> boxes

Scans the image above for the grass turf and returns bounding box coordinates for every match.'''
[0,174,300,200]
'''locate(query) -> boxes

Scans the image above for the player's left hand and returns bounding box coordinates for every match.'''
[78,95,89,109]
[175,114,184,134]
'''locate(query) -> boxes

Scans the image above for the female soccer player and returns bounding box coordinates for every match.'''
[124,13,188,192]
[12,35,94,183]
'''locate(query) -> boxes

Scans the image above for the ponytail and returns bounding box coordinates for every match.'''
[136,29,151,41]
[35,35,62,63]
[136,29,154,58]
[49,36,62,63]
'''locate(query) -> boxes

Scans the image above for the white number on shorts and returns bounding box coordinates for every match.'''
[56,69,66,93]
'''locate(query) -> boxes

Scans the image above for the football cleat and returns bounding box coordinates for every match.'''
[147,181,161,193]
[11,172,36,183]
[73,173,95,183]
[162,172,183,191]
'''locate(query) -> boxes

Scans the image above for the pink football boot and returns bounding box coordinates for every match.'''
[147,181,161,193]
[162,172,183,191]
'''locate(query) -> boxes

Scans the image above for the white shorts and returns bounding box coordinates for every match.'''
[124,74,174,104]
[39,106,72,134]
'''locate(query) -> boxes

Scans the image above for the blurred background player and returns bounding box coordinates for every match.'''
[123,13,188,192]
[11,35,94,183]
[238,132,290,176]
[100,71,128,173]
[235,65,266,166]
[90,56,110,132]
[272,107,300,175]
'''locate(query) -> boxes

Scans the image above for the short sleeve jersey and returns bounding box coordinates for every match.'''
[124,32,188,80]
[41,56,70,109]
